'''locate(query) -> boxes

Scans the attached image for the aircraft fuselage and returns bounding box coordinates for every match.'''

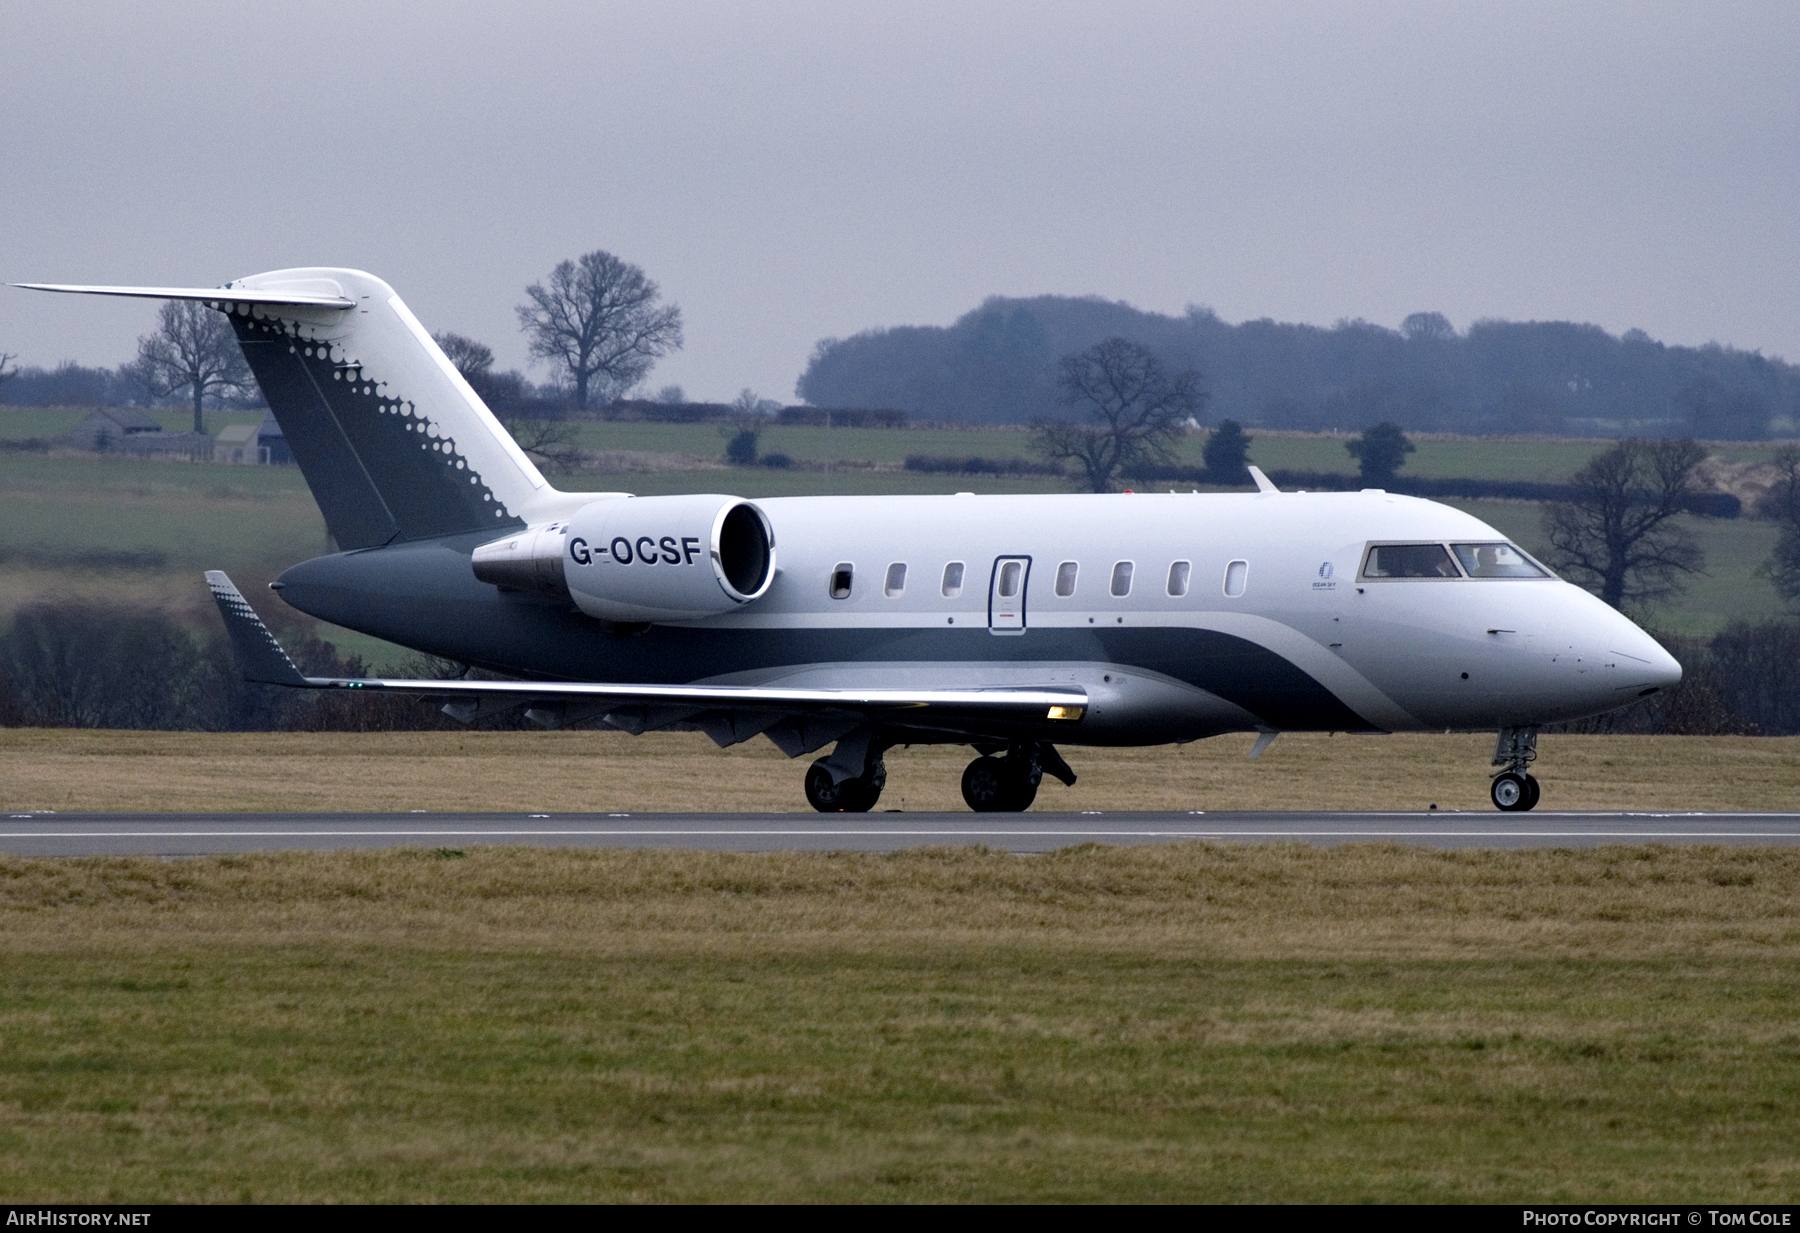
[275,488,1679,745]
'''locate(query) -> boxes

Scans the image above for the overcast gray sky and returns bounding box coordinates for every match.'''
[3,1,1796,402]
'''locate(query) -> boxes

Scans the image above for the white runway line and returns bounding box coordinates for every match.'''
[4,829,1800,839]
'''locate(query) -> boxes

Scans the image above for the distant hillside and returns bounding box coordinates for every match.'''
[796,298,1799,439]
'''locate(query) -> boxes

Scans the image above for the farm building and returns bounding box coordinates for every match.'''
[214,422,261,464]
[66,408,213,459]
[66,407,161,450]
[257,411,292,465]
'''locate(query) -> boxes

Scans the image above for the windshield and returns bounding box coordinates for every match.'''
[1362,543,1460,579]
[1450,542,1549,578]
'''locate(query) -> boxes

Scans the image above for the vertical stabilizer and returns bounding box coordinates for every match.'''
[12,269,575,550]
[219,268,549,548]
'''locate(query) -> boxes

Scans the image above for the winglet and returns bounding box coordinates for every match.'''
[1247,465,1279,494]
[204,571,314,687]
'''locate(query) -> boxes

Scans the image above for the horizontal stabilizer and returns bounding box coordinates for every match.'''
[10,282,355,309]
[203,571,1088,727]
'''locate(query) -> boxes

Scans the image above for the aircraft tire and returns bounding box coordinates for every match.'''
[1491,771,1533,812]
[1010,776,1039,811]
[1523,774,1541,810]
[805,762,881,813]
[961,755,1034,812]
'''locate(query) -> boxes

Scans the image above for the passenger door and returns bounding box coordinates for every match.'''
[988,556,1031,634]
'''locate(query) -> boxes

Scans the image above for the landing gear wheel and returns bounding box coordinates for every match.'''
[960,755,1036,812]
[1491,771,1535,812]
[960,757,1010,812]
[805,762,881,813]
[1523,774,1541,810]
[1010,776,1039,811]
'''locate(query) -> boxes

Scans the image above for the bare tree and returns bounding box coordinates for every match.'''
[136,301,255,433]
[1756,446,1800,605]
[1032,338,1203,493]
[720,388,781,465]
[1542,437,1709,610]
[503,417,584,474]
[433,332,495,387]
[516,250,683,414]
[0,352,16,389]
[431,330,580,469]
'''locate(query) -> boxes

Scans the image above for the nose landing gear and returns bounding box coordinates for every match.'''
[1490,727,1541,812]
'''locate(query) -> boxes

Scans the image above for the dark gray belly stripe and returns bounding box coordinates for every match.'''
[278,537,1376,734]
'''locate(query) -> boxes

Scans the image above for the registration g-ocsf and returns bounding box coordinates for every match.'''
[569,536,703,567]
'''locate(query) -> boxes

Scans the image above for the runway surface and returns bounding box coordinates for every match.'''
[3,810,1800,855]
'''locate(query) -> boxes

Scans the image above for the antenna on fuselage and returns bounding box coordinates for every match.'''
[1247,465,1279,494]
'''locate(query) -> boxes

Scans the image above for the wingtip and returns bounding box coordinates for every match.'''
[205,569,310,688]
[1247,465,1279,494]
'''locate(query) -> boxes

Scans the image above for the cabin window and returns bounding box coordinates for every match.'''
[1362,543,1460,579]
[1054,561,1078,597]
[830,563,854,599]
[941,561,965,598]
[1167,560,1191,597]
[997,559,1023,599]
[1110,561,1134,597]
[1450,542,1550,578]
[1223,559,1248,597]
[884,562,908,596]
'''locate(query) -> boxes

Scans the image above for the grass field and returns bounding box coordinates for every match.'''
[4,729,1799,814]
[3,730,1798,1202]
[0,842,1797,1201]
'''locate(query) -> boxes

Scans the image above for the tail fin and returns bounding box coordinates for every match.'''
[222,268,549,548]
[16,270,552,549]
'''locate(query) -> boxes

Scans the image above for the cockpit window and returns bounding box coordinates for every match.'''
[1361,543,1460,579]
[1451,542,1549,578]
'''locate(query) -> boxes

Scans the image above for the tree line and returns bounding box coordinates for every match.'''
[797,295,1800,438]
[1028,336,1759,614]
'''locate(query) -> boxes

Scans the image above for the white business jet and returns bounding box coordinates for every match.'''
[14,270,1681,812]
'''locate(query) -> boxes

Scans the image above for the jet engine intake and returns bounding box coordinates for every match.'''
[559,494,775,622]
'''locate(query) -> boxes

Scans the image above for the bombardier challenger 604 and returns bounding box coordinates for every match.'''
[14,270,1681,811]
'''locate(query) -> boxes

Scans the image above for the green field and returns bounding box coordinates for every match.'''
[0,842,1797,1202]
[555,419,1797,483]
[0,408,1793,641]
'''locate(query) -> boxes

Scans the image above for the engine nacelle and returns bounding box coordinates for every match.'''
[469,521,572,599]
[473,494,775,622]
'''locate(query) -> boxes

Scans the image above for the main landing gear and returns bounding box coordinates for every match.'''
[801,730,1077,813]
[804,727,889,813]
[960,742,1077,813]
[804,757,886,812]
[1490,727,1541,812]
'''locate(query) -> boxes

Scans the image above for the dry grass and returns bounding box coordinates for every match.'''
[0,844,1798,1201]
[3,728,1799,814]
[5,728,1800,1200]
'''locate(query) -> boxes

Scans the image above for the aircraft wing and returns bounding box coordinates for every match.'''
[206,572,1088,745]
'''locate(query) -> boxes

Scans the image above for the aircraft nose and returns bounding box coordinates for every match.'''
[1605,614,1683,690]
